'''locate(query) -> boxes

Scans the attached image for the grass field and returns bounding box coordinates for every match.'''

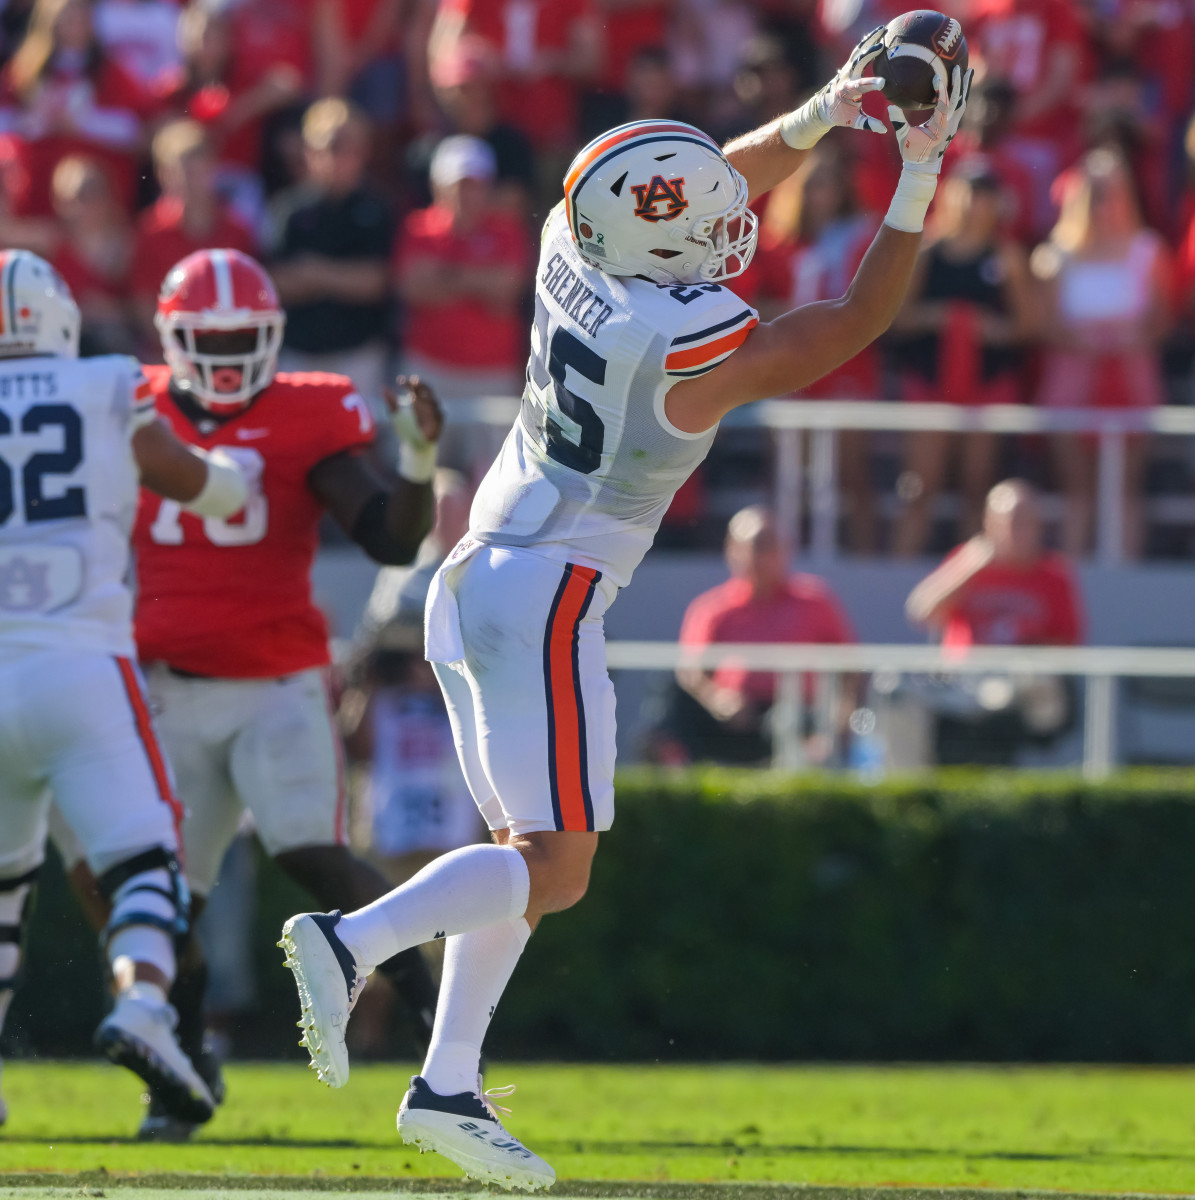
[3,1062,1195,1197]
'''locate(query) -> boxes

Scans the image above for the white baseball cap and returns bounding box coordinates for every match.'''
[430,135,497,188]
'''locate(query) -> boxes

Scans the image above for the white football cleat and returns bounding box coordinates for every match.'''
[94,986,215,1125]
[397,1075,555,1191]
[278,910,365,1088]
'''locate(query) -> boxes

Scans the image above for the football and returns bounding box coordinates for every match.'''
[873,10,968,114]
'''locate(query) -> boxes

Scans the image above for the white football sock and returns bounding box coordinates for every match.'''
[336,844,530,973]
[421,917,531,1098]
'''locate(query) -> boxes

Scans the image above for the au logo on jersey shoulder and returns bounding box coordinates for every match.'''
[630,176,687,223]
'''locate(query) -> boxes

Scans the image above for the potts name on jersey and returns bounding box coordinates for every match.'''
[0,355,150,655]
[469,204,757,588]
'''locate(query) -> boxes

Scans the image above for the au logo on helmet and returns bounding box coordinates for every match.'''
[630,175,688,222]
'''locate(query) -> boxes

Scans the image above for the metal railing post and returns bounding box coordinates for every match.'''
[1097,427,1126,567]
[775,428,802,556]
[810,428,838,563]
[1083,673,1117,779]
[772,670,805,771]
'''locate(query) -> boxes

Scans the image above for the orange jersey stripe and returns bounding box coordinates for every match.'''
[665,317,758,371]
[547,565,599,832]
[564,122,720,196]
[115,656,184,841]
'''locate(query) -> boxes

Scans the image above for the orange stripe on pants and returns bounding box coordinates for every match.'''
[115,657,184,842]
[545,564,599,832]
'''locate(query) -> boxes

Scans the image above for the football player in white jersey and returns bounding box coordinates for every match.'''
[280,30,972,1187]
[0,250,257,1126]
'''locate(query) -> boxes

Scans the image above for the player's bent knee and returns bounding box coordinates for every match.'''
[96,847,190,977]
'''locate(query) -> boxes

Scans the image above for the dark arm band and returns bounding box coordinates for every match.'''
[350,490,420,566]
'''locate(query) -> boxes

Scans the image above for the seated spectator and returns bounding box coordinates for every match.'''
[888,163,1033,556]
[268,97,394,413]
[156,3,304,234]
[0,0,151,215]
[49,154,133,354]
[130,118,256,351]
[905,479,1084,764]
[412,35,536,218]
[745,143,881,554]
[395,133,531,474]
[1031,148,1170,558]
[649,505,857,766]
[94,0,181,88]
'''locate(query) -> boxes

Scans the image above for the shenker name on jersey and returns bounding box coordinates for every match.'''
[539,252,614,338]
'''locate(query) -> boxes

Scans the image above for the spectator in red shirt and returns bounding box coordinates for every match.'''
[156,4,303,235]
[0,0,152,215]
[967,0,1089,232]
[130,118,256,351]
[905,479,1084,764]
[395,133,532,474]
[651,505,857,766]
[49,152,133,353]
[431,0,601,159]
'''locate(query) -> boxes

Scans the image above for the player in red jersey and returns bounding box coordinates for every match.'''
[76,247,443,1138]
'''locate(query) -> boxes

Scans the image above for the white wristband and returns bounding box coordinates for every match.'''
[183,448,249,518]
[779,102,828,150]
[883,166,939,234]
[398,439,437,484]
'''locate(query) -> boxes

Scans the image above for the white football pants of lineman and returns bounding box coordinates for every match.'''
[0,649,180,883]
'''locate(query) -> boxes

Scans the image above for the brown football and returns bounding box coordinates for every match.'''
[874,10,968,114]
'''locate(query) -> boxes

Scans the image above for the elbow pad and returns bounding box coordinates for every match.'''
[183,447,250,518]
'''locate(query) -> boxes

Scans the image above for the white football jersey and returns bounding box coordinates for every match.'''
[469,204,758,588]
[0,354,154,656]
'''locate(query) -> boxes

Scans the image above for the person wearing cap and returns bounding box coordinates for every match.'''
[267,97,395,417]
[888,162,1034,556]
[395,133,533,475]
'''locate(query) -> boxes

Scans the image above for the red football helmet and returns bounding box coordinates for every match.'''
[155,248,285,412]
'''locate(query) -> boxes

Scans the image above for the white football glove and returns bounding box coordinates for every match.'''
[780,26,888,150]
[888,64,974,174]
[389,377,441,483]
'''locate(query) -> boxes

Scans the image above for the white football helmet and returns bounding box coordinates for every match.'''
[563,120,758,286]
[0,249,80,359]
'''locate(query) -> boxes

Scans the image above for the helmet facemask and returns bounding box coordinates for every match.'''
[685,170,758,283]
[158,311,283,412]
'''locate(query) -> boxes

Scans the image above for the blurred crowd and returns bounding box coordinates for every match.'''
[0,0,1193,559]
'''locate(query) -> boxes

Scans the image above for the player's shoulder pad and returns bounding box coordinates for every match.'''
[660,285,759,379]
[272,370,358,399]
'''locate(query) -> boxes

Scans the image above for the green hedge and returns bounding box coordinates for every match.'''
[11,770,1195,1061]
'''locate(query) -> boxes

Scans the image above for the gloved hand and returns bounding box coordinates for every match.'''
[780,26,888,150]
[388,375,443,483]
[888,64,974,174]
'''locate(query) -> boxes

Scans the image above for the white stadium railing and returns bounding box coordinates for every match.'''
[454,397,1195,566]
[604,640,1195,778]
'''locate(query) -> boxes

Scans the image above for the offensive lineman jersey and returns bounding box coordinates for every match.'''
[469,204,758,588]
[133,367,375,678]
[0,354,152,656]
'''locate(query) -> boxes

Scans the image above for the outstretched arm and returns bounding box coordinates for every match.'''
[725,27,888,201]
[308,377,444,566]
[133,420,255,518]
[669,65,973,433]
